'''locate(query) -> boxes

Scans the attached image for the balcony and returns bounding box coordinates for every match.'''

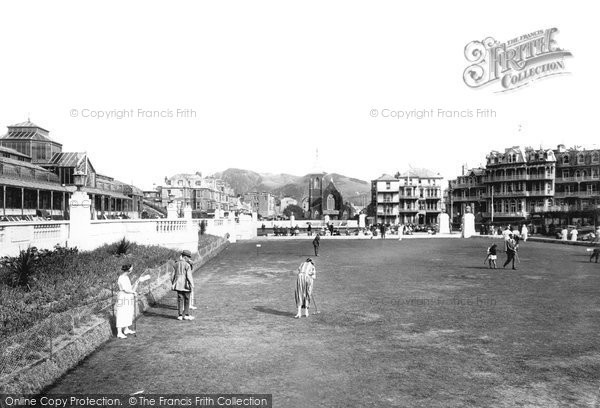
[452,196,484,202]
[483,174,553,182]
[533,204,600,213]
[554,191,600,198]
[376,211,397,216]
[398,194,419,199]
[398,208,418,213]
[482,211,527,218]
[481,191,553,198]
[555,176,600,183]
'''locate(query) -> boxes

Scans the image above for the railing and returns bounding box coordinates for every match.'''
[156,220,188,233]
[483,174,553,182]
[554,191,599,198]
[482,191,553,198]
[533,204,600,213]
[0,221,70,255]
[452,196,484,202]
[555,176,600,183]
[482,211,527,218]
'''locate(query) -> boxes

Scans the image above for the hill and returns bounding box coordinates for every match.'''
[211,169,370,205]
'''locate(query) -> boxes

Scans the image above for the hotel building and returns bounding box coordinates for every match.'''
[371,168,443,225]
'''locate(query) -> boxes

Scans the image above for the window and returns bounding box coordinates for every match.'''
[578,154,584,164]
[593,153,599,163]
[386,182,391,190]
[563,155,569,164]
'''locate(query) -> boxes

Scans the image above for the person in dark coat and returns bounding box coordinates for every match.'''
[503,235,518,270]
[171,250,195,320]
[307,223,312,236]
[313,232,321,257]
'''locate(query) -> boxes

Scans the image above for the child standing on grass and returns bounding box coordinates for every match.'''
[484,244,498,269]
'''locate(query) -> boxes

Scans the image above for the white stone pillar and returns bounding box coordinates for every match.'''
[290,213,295,227]
[462,213,475,238]
[68,190,92,250]
[439,213,450,234]
[359,214,366,228]
[167,202,178,219]
[183,205,192,219]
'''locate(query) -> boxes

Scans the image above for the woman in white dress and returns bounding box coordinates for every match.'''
[115,264,138,339]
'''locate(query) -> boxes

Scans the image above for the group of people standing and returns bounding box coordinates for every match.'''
[484,226,522,270]
[114,249,198,339]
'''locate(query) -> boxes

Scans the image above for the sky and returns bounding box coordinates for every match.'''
[0,1,596,190]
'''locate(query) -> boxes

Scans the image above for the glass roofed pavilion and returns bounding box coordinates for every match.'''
[0,120,143,220]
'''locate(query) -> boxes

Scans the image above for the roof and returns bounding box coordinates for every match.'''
[9,120,49,131]
[1,120,61,145]
[47,152,86,167]
[0,156,55,172]
[398,168,442,179]
[374,174,396,181]
[0,176,69,192]
[0,145,30,158]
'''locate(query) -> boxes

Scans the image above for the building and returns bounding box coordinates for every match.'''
[0,120,143,219]
[533,145,600,226]
[371,168,443,225]
[306,172,344,220]
[243,191,275,218]
[158,172,236,217]
[447,144,600,228]
[447,166,487,227]
[278,196,298,214]
[483,146,556,223]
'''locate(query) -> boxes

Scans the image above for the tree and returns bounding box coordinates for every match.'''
[283,204,305,219]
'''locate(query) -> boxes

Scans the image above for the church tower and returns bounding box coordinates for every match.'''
[307,149,325,219]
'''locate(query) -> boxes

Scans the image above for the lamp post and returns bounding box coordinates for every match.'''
[73,170,86,191]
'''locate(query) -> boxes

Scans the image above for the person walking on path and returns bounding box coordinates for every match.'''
[115,264,139,339]
[503,235,518,270]
[313,232,321,257]
[307,223,312,236]
[294,258,316,318]
[171,250,195,321]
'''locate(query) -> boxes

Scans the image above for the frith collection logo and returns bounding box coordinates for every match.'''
[463,28,572,92]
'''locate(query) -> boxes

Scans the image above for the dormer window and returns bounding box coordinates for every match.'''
[593,153,599,163]
[563,155,569,164]
[578,154,584,164]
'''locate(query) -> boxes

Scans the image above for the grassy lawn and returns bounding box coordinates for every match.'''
[46,239,600,407]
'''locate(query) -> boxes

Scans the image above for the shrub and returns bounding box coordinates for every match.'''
[111,237,132,256]
[0,247,40,290]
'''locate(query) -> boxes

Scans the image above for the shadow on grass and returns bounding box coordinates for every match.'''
[151,302,178,310]
[142,311,179,320]
[253,306,296,318]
